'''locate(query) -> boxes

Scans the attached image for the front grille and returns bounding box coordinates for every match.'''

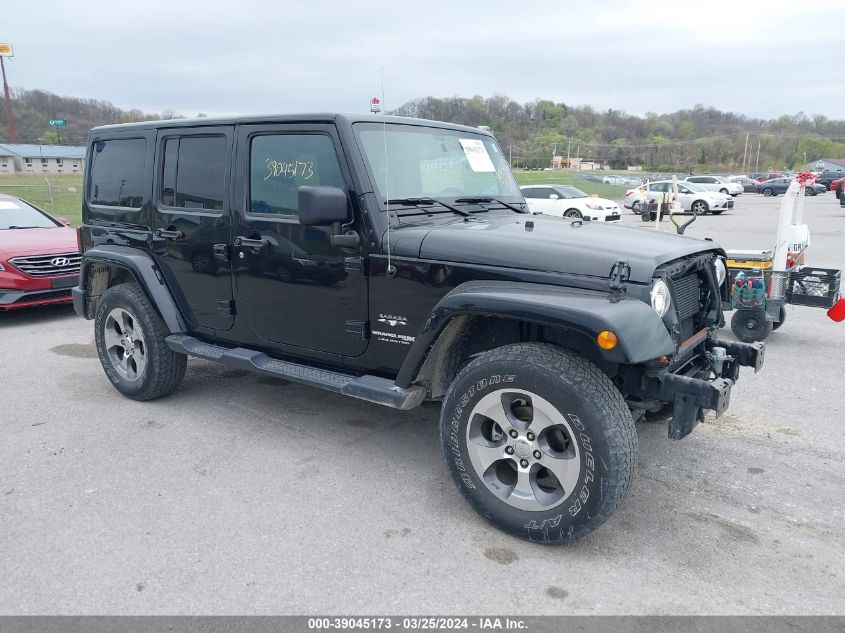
[8,252,81,278]
[670,271,704,348]
[673,273,702,320]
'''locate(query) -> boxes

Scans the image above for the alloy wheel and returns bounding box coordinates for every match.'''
[103,307,147,381]
[465,389,581,512]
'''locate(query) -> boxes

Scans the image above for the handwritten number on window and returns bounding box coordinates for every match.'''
[264,159,314,181]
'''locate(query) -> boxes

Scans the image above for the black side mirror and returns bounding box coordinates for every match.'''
[298,186,349,226]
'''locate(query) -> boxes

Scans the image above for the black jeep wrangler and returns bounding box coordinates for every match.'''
[73,114,764,543]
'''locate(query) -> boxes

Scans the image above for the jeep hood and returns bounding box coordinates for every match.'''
[389,213,720,283]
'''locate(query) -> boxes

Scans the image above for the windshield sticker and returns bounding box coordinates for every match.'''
[458,139,496,173]
[0,201,22,210]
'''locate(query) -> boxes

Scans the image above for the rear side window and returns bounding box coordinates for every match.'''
[89,138,146,208]
[161,135,227,210]
[249,134,344,217]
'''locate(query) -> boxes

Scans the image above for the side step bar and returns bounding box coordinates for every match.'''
[165,334,426,410]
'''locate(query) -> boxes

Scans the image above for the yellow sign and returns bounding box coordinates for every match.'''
[0,44,13,57]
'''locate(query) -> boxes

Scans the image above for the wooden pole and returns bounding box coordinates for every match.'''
[1,56,18,142]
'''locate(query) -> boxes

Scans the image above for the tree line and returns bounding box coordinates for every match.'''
[3,88,844,172]
[0,88,191,146]
[391,95,845,172]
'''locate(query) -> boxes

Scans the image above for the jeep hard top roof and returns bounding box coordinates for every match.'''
[90,114,494,137]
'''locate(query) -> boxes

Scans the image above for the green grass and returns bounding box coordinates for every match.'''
[0,175,84,227]
[0,170,629,228]
[513,170,629,199]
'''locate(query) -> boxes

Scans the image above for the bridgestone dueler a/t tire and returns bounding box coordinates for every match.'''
[94,282,187,401]
[440,343,637,544]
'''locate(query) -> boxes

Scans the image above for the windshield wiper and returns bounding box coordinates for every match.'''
[454,197,527,214]
[385,197,470,217]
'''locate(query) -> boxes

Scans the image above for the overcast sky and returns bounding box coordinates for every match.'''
[5,0,844,121]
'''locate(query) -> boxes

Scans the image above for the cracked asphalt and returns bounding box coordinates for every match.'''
[1,193,843,615]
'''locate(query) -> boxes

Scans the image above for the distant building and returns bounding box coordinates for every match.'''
[0,144,86,175]
[813,158,845,173]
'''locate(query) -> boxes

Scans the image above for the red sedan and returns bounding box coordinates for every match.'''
[0,194,80,310]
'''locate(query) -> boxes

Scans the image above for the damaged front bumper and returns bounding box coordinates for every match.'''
[657,338,765,439]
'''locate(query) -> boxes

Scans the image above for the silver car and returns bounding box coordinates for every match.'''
[624,181,735,215]
[685,175,743,196]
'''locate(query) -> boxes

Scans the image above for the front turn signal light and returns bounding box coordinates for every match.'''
[596,330,618,350]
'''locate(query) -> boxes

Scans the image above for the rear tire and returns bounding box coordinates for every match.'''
[631,201,642,214]
[730,309,773,343]
[94,282,187,401]
[805,187,816,197]
[440,343,636,544]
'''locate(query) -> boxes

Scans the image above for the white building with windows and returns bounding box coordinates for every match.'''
[0,144,86,175]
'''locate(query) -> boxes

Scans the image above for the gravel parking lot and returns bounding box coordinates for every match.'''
[1,193,843,615]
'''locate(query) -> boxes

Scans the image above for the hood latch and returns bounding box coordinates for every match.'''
[609,260,630,301]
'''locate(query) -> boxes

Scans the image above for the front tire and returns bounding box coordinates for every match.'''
[564,208,582,219]
[691,200,709,215]
[94,282,187,401]
[762,188,774,197]
[730,309,773,343]
[440,343,636,544]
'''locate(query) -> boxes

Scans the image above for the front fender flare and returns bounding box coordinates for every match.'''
[395,280,675,389]
[77,245,187,333]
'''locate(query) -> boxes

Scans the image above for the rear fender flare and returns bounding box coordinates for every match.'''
[78,245,187,333]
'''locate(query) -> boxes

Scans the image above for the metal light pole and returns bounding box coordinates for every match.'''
[0,55,18,142]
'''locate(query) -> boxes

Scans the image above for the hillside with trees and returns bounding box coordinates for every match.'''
[0,88,187,145]
[3,88,845,172]
[391,95,845,172]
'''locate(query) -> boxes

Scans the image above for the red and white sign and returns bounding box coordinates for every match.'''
[370,97,381,113]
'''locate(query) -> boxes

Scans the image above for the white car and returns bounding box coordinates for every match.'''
[520,185,621,222]
[623,181,734,215]
[685,175,743,196]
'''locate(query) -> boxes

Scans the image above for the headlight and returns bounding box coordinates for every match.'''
[714,258,726,286]
[0,262,5,272]
[586,203,603,210]
[650,279,672,318]
[292,257,319,266]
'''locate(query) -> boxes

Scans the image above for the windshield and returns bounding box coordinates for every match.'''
[353,123,521,206]
[555,186,587,198]
[0,198,58,229]
[713,176,731,183]
[679,182,706,192]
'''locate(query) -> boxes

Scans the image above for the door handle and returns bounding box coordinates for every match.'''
[155,229,183,240]
[234,236,267,250]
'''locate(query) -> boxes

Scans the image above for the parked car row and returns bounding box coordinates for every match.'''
[755,178,826,197]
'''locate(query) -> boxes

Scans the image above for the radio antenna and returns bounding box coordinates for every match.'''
[382,66,396,279]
